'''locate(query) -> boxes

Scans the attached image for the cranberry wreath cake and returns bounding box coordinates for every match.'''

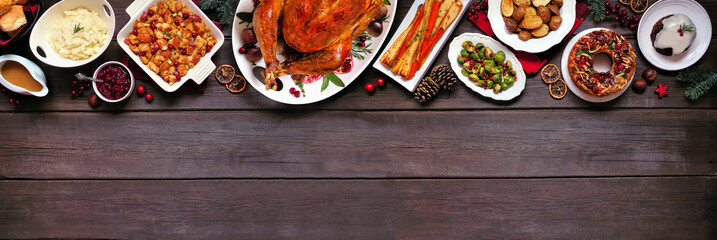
[568,29,636,96]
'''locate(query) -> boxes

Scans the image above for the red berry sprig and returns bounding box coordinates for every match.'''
[604,1,641,30]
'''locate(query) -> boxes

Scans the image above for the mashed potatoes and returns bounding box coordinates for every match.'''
[48,7,108,60]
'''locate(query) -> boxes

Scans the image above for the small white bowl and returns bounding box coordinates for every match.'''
[29,0,115,68]
[487,0,576,53]
[92,61,134,103]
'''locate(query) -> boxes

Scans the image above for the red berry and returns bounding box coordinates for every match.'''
[132,29,138,35]
[238,46,246,54]
[174,20,180,25]
[151,37,156,42]
[181,49,187,55]
[358,42,365,47]
[376,78,386,88]
[605,10,610,15]
[365,83,376,93]
[614,16,620,21]
[293,91,300,98]
[137,85,146,95]
[13,99,19,105]
[8,99,13,104]
[615,4,621,9]
[359,36,366,42]
[139,52,146,56]
[605,2,610,7]
[620,10,627,16]
[150,23,156,30]
[633,16,640,22]
[289,87,296,94]
[206,46,212,52]
[629,24,635,29]
[183,13,189,19]
[192,33,198,38]
[145,93,153,102]
[168,44,174,50]
[173,61,179,66]
[473,2,478,6]
[148,9,154,16]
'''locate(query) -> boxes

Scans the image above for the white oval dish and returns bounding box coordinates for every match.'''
[487,0,575,53]
[636,0,711,71]
[117,0,224,92]
[92,61,135,103]
[234,0,396,105]
[561,28,635,103]
[29,0,115,68]
[448,33,526,101]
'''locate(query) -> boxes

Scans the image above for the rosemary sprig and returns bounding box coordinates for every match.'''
[680,23,695,33]
[351,31,373,60]
[73,23,84,34]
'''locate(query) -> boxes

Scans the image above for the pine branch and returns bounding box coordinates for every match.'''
[199,0,238,25]
[588,0,606,22]
[677,65,717,100]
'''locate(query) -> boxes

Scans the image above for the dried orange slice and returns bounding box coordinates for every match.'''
[225,75,246,93]
[549,79,567,99]
[541,64,560,84]
[215,64,235,84]
[619,0,631,5]
[631,0,648,13]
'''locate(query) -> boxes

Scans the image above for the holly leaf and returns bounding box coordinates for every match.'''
[236,12,253,24]
[326,72,345,88]
[384,0,391,5]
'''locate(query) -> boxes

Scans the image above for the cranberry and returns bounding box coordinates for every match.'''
[150,23,157,30]
[359,36,366,42]
[151,48,157,54]
[151,37,156,42]
[139,52,146,56]
[192,33,198,38]
[289,87,296,94]
[615,4,621,9]
[621,19,625,24]
[8,99,13,104]
[239,46,247,54]
[140,12,148,21]
[173,61,179,66]
[206,46,212,52]
[13,99,19,105]
[365,83,376,93]
[617,64,625,71]
[137,85,146,95]
[293,91,300,98]
[132,29,138,35]
[620,10,627,16]
[579,56,587,65]
[145,93,153,102]
[605,2,610,7]
[183,13,189,19]
[633,16,640,22]
[174,20,180,25]
[473,2,477,6]
[616,44,622,50]
[376,78,386,88]
[358,42,365,47]
[605,10,610,15]
[181,49,187,55]
[71,90,76,96]
[168,44,175,50]
[612,8,617,13]
[629,24,635,29]
[148,9,154,16]
[614,16,620,21]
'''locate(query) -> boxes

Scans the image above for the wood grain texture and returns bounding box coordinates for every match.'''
[1,109,714,179]
[1,177,715,239]
[0,0,715,112]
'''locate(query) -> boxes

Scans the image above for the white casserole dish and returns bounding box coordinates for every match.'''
[117,0,224,92]
[29,0,115,68]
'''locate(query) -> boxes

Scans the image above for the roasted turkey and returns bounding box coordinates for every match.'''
[253,0,383,90]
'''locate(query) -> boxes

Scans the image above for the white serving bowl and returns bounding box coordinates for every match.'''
[487,0,575,53]
[92,61,135,103]
[29,0,115,68]
[118,0,224,93]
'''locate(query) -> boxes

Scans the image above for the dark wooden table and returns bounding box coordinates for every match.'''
[1,0,716,238]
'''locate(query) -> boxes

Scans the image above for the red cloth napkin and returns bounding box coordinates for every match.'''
[468,1,589,74]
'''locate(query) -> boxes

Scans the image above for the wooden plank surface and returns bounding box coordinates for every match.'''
[1,177,714,239]
[1,109,714,179]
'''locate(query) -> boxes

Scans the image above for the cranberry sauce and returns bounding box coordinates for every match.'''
[96,64,131,100]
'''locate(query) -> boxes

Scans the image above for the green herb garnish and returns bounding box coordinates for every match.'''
[587,0,606,22]
[73,23,84,34]
[199,0,238,25]
[321,72,345,92]
[351,31,373,60]
[680,23,695,33]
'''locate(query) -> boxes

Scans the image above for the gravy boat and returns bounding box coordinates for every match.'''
[0,54,48,97]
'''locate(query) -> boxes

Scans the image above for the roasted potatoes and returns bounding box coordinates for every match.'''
[547,4,560,15]
[519,31,532,41]
[520,15,543,29]
[531,24,549,37]
[513,0,531,7]
[504,17,518,32]
[549,15,562,30]
[525,7,537,17]
[512,6,526,21]
[501,0,514,17]
[502,0,562,41]
[532,0,550,7]
[537,6,550,23]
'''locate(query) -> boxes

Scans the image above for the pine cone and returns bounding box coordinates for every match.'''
[414,76,441,103]
[430,64,458,92]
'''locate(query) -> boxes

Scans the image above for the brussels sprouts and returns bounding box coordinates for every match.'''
[493,83,501,93]
[462,41,475,53]
[457,55,465,65]
[460,49,469,57]
[470,51,480,61]
[461,67,469,77]
[494,51,506,64]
